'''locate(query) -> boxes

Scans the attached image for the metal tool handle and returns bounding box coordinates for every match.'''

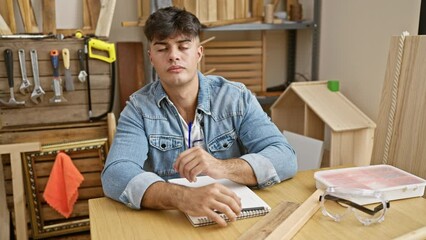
[18,49,27,78]
[50,50,60,77]
[62,48,70,69]
[30,49,39,83]
[4,49,14,88]
[78,49,85,70]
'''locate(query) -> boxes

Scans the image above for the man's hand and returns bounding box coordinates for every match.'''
[177,182,242,227]
[174,146,220,182]
[173,146,258,186]
[142,181,242,227]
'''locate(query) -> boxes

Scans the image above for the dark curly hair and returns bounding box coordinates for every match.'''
[144,7,202,42]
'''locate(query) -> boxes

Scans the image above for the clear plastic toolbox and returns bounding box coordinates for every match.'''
[314,165,426,204]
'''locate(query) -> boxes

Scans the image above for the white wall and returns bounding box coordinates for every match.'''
[318,0,421,121]
[49,0,421,121]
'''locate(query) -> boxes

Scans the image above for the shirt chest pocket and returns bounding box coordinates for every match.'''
[208,129,238,152]
[149,135,183,151]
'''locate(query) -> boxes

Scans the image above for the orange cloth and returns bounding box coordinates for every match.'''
[43,152,84,218]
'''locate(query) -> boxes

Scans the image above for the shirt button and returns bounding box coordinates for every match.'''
[161,144,166,149]
[223,143,228,148]
[127,203,132,207]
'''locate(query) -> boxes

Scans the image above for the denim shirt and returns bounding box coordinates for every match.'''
[101,72,297,209]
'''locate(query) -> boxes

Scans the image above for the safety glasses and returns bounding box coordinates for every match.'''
[319,187,390,226]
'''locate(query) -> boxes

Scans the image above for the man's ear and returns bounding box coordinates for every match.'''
[197,45,204,63]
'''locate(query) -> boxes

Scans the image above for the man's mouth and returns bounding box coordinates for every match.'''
[167,65,184,72]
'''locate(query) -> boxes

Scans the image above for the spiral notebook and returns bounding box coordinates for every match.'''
[169,176,271,227]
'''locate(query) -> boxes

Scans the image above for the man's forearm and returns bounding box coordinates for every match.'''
[209,158,257,186]
[141,181,186,209]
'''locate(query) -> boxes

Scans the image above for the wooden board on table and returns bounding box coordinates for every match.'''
[239,201,300,240]
[371,35,426,181]
[0,39,112,129]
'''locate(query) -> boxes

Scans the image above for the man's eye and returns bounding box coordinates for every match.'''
[157,48,167,52]
[180,46,189,50]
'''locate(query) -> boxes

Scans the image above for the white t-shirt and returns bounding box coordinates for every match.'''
[178,111,205,149]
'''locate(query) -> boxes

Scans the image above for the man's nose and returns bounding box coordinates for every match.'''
[168,47,180,61]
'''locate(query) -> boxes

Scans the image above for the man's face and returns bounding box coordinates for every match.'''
[148,34,203,89]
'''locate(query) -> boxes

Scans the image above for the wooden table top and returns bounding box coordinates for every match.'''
[89,168,426,240]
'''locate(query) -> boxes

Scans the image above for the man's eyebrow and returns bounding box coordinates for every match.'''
[153,41,167,46]
[153,38,192,46]
[177,39,192,43]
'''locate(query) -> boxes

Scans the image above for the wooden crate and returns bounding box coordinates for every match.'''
[201,37,266,93]
[0,39,112,129]
[271,81,376,167]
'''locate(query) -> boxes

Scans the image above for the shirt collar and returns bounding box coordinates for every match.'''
[154,71,212,115]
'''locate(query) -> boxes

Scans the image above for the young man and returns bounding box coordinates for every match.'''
[102,7,297,227]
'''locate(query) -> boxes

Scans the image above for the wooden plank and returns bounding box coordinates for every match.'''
[28,0,39,32]
[0,123,108,145]
[16,0,31,32]
[0,142,41,240]
[235,0,245,19]
[239,201,299,240]
[216,0,226,20]
[197,0,208,22]
[42,200,89,221]
[138,0,150,21]
[0,14,12,34]
[226,0,235,20]
[37,172,102,191]
[2,0,16,33]
[95,0,117,37]
[116,42,146,111]
[393,226,426,240]
[214,71,261,78]
[205,56,262,63]
[42,0,56,34]
[371,36,426,180]
[83,0,101,31]
[204,48,262,55]
[205,41,262,47]
[0,155,10,240]
[207,0,217,22]
[252,0,264,17]
[34,158,103,177]
[202,17,261,27]
[1,104,109,127]
[265,189,322,240]
[205,63,262,71]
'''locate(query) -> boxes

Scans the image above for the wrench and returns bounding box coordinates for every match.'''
[30,49,45,104]
[0,49,25,107]
[18,49,32,95]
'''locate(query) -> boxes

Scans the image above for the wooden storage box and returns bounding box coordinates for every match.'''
[271,81,376,167]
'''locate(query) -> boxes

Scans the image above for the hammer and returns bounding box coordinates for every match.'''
[0,49,25,107]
